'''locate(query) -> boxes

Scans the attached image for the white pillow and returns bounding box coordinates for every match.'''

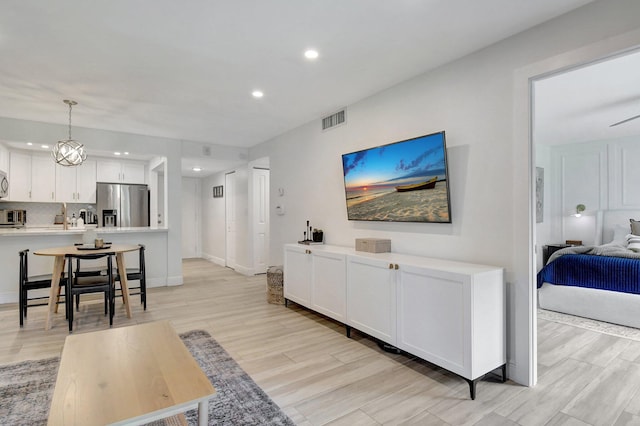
[611,225,630,244]
[629,242,640,253]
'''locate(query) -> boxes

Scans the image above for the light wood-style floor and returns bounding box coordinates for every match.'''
[2,258,640,425]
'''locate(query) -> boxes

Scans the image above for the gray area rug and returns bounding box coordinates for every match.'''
[538,308,640,341]
[0,330,295,426]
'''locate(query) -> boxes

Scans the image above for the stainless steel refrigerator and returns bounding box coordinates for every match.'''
[96,183,149,227]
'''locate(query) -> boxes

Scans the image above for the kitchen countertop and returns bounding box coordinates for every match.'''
[0,226,168,237]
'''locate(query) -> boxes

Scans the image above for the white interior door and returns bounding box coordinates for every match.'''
[252,168,270,274]
[225,171,236,269]
[181,177,200,259]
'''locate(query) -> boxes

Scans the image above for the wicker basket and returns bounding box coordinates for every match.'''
[266,266,284,305]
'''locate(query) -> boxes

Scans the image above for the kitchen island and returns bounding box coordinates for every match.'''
[0,226,171,304]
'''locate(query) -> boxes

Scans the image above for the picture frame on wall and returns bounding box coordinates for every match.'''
[213,185,224,198]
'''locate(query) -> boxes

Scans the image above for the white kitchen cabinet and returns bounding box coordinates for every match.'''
[9,152,55,202]
[97,159,146,184]
[283,243,505,400]
[346,255,396,344]
[0,143,8,173]
[55,160,97,203]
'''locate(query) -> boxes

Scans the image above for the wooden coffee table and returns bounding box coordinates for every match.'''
[48,321,215,425]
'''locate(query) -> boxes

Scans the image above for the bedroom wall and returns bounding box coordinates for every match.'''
[549,135,640,246]
[535,145,552,271]
[248,0,640,386]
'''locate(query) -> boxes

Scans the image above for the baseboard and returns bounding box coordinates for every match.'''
[202,253,225,267]
[0,291,17,305]
[166,275,183,286]
[233,265,254,276]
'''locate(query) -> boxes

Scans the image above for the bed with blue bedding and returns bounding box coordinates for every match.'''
[537,242,640,328]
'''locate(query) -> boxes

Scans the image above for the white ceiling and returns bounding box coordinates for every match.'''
[0,0,597,176]
[535,49,640,146]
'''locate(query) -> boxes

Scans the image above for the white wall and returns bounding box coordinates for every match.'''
[249,0,640,386]
[535,145,552,271]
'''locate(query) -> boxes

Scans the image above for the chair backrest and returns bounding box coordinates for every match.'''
[19,249,28,284]
[139,244,145,274]
[66,252,115,279]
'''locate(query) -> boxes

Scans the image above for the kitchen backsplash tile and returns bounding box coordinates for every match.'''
[0,202,96,226]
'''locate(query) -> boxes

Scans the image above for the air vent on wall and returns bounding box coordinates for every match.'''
[322,109,346,131]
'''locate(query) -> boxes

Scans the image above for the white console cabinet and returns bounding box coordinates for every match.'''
[284,243,505,399]
[284,244,347,323]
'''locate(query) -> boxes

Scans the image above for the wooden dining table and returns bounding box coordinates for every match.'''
[34,244,141,331]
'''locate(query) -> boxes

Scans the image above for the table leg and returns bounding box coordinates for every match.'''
[116,252,132,318]
[45,256,65,331]
[198,399,208,426]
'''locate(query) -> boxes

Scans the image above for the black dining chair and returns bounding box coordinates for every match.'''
[114,244,147,310]
[18,249,67,327]
[66,252,115,332]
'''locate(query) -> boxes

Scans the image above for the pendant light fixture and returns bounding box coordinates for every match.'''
[52,99,87,166]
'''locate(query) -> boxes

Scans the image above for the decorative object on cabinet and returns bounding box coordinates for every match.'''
[52,100,87,167]
[536,167,544,223]
[312,228,324,243]
[355,238,390,253]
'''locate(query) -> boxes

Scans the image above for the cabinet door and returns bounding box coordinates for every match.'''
[9,152,31,201]
[31,155,56,202]
[121,162,146,184]
[0,144,8,173]
[346,256,396,344]
[284,246,312,306]
[96,160,122,183]
[396,265,468,377]
[55,163,77,202]
[311,250,346,322]
[76,160,97,203]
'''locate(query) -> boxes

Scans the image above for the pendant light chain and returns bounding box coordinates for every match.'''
[68,101,73,140]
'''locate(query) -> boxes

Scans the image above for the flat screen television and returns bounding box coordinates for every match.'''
[341,131,451,223]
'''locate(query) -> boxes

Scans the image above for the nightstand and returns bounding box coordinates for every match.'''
[542,244,573,265]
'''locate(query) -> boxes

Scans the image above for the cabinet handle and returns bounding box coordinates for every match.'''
[388,263,393,269]
[77,192,80,199]
[305,249,311,254]
[394,264,399,270]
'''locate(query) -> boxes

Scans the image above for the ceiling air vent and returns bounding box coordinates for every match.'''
[322,109,346,131]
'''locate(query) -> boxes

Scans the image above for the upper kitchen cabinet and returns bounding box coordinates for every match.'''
[96,159,146,184]
[9,152,56,202]
[0,144,8,173]
[55,159,97,203]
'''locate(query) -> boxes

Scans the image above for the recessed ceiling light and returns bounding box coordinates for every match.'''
[26,142,33,146]
[304,49,319,59]
[114,152,121,156]
[252,90,264,98]
[41,144,49,149]
[192,167,202,172]
[124,152,129,155]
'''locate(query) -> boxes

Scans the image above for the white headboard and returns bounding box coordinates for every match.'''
[601,210,640,244]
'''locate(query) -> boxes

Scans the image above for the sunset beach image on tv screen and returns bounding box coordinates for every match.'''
[341,131,451,223]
